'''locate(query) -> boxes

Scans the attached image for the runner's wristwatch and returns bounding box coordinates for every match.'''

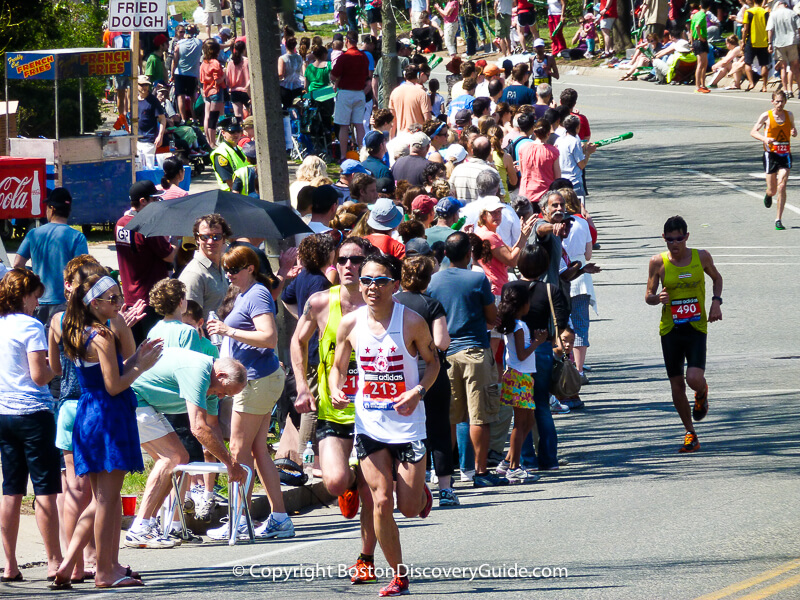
[415,385,426,397]
[711,296,723,304]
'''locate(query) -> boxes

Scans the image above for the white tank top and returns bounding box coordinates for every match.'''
[353,303,424,444]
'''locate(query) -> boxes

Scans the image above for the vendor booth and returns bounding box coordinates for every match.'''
[4,47,135,225]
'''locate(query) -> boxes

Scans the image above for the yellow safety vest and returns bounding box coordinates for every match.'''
[210,142,247,191]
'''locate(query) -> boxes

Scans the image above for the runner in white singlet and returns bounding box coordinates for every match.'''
[330,254,440,598]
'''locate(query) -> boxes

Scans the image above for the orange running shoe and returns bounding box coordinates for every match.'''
[338,485,359,519]
[679,431,700,453]
[693,384,709,421]
[378,575,410,596]
[349,558,377,584]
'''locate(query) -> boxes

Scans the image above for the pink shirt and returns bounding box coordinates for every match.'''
[475,226,508,296]
[518,142,560,202]
[159,185,188,200]
[443,0,459,23]
[225,57,250,92]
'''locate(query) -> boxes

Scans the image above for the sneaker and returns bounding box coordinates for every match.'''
[582,365,592,372]
[194,497,216,521]
[379,575,410,596]
[338,485,360,519]
[349,558,377,584]
[429,471,438,486]
[579,372,590,385]
[419,484,433,518]
[550,396,571,414]
[765,193,773,208]
[438,488,461,507]
[124,524,176,549]
[563,397,585,410]
[776,219,786,230]
[207,516,250,541]
[168,527,204,544]
[495,459,511,475]
[473,472,510,488]
[506,468,537,483]
[459,469,475,482]
[693,384,709,421]
[679,431,701,453]
[695,86,711,93]
[255,514,295,539]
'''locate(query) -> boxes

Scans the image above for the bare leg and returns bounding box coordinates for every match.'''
[359,449,404,574]
[776,168,789,221]
[1,495,23,579]
[470,423,490,473]
[248,414,286,513]
[91,471,127,587]
[137,433,189,521]
[338,125,350,159]
[62,452,93,579]
[33,495,62,578]
[668,369,706,435]
[574,346,588,373]
[508,408,534,468]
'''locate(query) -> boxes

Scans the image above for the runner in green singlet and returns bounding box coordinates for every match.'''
[290,236,380,584]
[645,216,723,453]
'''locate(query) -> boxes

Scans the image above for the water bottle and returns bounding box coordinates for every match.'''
[302,442,314,481]
[207,311,223,347]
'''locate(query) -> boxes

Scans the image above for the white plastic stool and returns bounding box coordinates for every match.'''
[167,462,255,546]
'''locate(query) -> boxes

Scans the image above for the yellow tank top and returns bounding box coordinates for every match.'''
[317,286,357,424]
[659,249,707,336]
[766,110,792,155]
[492,150,511,203]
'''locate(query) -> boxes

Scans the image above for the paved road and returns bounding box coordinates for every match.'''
[8,70,800,600]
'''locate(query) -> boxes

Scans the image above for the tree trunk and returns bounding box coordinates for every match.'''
[278,0,298,30]
[613,0,634,51]
[379,0,398,108]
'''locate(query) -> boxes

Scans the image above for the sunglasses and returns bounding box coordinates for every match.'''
[224,266,244,275]
[96,294,124,305]
[359,276,394,287]
[664,235,687,244]
[337,255,366,266]
[198,233,224,242]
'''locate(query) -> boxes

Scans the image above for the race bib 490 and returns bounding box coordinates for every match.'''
[671,297,701,324]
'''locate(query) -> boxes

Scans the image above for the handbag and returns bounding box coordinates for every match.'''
[546,283,582,399]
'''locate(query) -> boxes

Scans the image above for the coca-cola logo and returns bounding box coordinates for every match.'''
[0,176,33,209]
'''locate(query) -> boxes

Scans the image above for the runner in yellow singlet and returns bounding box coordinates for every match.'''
[289,236,380,584]
[750,90,797,230]
[645,216,723,453]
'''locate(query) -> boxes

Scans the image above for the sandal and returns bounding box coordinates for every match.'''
[95,576,144,589]
[48,578,72,591]
[0,572,23,582]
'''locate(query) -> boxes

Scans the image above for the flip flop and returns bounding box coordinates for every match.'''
[0,572,23,582]
[48,579,72,590]
[125,567,141,580]
[95,576,144,589]
[724,85,740,90]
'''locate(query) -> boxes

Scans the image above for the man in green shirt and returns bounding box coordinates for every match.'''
[690,0,711,93]
[145,34,169,86]
[124,349,248,548]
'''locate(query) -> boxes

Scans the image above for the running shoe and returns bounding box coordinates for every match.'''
[255,514,295,539]
[693,384,709,421]
[695,87,711,93]
[776,219,786,230]
[563,397,585,410]
[473,472,510,488]
[194,497,216,521]
[438,488,461,507]
[339,485,360,519]
[419,483,433,518]
[350,558,377,584]
[207,516,250,541]
[495,459,510,475]
[550,396,571,414]
[459,469,475,482]
[506,468,536,483]
[167,527,204,544]
[765,194,773,208]
[124,524,176,549]
[379,575,410,596]
[679,431,701,453]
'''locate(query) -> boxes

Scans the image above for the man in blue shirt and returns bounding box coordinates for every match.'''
[14,187,88,325]
[362,130,392,180]
[427,232,508,488]
[499,63,537,106]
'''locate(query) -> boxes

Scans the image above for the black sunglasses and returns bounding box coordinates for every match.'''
[224,266,244,275]
[198,233,224,242]
[337,255,366,266]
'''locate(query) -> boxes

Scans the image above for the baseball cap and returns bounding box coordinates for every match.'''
[242,115,254,128]
[341,159,368,175]
[153,34,169,47]
[333,32,344,42]
[533,38,546,47]
[242,141,257,161]
[484,64,501,77]
[376,177,396,195]
[454,109,472,126]
[475,59,487,68]
[405,238,433,257]
[219,27,232,38]
[47,187,73,209]
[137,75,152,86]
[399,38,413,46]
[409,131,431,148]
[367,197,403,231]
[435,196,465,217]
[411,194,437,215]
[443,144,467,163]
[129,180,164,204]
[477,195,505,213]
[364,130,385,151]
[219,116,243,133]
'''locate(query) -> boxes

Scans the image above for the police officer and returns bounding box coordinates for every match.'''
[231,141,258,197]
[210,116,247,191]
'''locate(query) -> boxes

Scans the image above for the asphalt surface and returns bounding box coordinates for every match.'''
[7,68,800,600]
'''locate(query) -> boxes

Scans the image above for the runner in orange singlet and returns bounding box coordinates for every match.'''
[750,90,797,230]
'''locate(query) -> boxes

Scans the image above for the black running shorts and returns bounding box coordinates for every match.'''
[355,434,427,463]
[764,151,791,174]
[660,323,707,379]
[316,419,355,441]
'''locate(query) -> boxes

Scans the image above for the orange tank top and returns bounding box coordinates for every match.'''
[766,110,792,155]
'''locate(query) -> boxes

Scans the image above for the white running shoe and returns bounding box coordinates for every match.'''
[124,524,176,549]
[459,469,475,482]
[254,515,296,539]
[206,516,250,541]
[550,395,571,414]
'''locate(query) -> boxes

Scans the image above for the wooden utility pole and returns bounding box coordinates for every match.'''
[243,0,291,204]
[379,0,398,108]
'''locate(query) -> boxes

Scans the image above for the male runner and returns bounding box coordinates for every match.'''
[330,254,440,597]
[291,236,379,584]
[645,216,723,453]
[750,90,797,230]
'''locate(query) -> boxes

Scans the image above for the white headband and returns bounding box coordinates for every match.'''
[83,276,117,305]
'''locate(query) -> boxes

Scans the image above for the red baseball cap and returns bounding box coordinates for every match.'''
[411,195,437,215]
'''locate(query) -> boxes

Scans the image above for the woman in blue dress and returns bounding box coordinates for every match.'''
[53,275,162,589]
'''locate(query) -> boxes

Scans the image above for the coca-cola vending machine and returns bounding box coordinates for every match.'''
[0,157,45,219]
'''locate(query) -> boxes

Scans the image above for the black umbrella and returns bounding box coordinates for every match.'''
[124,189,312,239]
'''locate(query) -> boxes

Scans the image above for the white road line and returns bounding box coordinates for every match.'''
[565,81,772,102]
[684,168,800,216]
[716,389,800,396]
[704,246,800,249]
[715,262,800,265]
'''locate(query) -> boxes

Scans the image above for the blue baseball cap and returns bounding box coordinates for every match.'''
[364,130,385,150]
[341,159,368,175]
[435,196,465,217]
